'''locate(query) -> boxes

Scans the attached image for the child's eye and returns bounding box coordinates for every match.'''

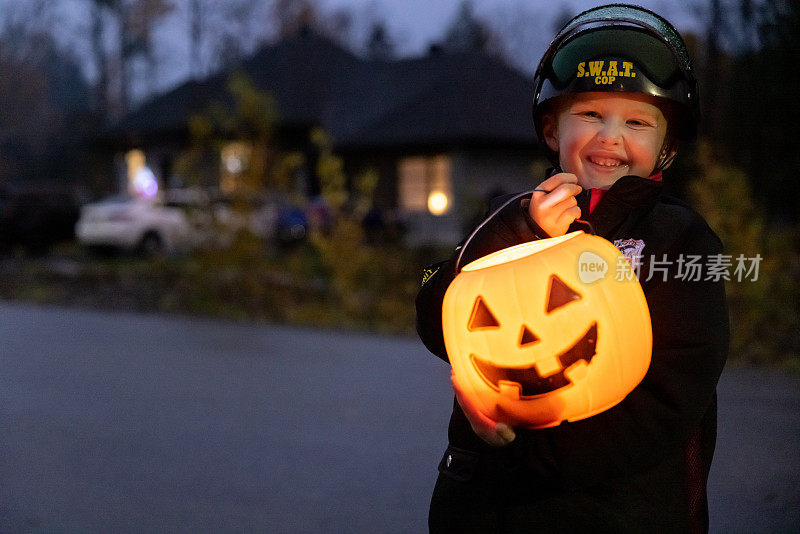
[580,111,601,119]
[627,119,653,127]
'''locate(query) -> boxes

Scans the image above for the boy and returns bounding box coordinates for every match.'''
[416,5,729,533]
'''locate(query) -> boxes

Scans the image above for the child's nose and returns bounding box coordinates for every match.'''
[597,122,623,144]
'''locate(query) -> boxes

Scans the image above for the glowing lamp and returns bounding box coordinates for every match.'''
[442,231,652,429]
[132,167,158,199]
[428,191,449,215]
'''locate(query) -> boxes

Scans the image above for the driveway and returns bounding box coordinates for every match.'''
[0,302,797,533]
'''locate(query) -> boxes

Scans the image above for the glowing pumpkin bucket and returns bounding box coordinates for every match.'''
[442,231,652,429]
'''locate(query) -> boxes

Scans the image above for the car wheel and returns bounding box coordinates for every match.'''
[138,231,163,257]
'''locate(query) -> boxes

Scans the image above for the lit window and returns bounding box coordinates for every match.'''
[220,142,252,193]
[398,155,452,215]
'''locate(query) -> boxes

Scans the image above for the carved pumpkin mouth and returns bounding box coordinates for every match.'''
[470,323,598,397]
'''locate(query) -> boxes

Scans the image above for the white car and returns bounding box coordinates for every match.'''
[75,191,207,255]
[210,193,279,240]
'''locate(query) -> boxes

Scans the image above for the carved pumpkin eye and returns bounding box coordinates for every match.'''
[546,275,582,313]
[468,296,500,330]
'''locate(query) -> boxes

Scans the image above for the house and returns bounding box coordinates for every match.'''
[103,30,545,246]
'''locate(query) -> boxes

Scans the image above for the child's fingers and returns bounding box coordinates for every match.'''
[542,186,581,209]
[535,172,579,193]
[534,183,582,211]
[549,194,580,216]
[555,204,582,228]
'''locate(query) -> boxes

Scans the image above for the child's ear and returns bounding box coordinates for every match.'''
[658,142,678,170]
[661,150,678,170]
[542,114,559,152]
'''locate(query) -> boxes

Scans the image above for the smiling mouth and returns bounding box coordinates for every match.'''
[470,323,598,397]
[588,156,628,168]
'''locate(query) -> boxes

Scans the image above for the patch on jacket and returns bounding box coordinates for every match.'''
[421,265,440,287]
[613,238,645,271]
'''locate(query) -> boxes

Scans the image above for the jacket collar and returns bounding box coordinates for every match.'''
[575,175,663,237]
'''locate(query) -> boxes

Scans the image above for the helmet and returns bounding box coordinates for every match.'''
[532,4,698,170]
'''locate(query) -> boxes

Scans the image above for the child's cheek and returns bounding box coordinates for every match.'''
[560,135,586,174]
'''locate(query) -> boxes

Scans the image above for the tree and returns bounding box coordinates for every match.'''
[552,5,574,34]
[188,0,203,79]
[89,0,113,113]
[0,14,92,184]
[440,1,501,55]
[85,0,173,117]
[210,0,257,74]
[364,23,395,60]
[690,143,800,364]
[463,1,555,75]
[710,0,800,222]
[272,0,317,39]
[174,72,297,194]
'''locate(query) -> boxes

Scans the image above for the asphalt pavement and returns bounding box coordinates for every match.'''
[0,301,797,533]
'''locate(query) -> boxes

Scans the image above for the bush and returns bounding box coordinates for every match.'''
[690,144,800,366]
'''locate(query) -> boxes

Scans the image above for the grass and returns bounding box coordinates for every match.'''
[0,238,427,336]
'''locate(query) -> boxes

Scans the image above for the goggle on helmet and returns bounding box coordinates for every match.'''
[532,4,699,171]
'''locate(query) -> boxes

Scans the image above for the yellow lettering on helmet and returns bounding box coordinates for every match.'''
[622,61,634,77]
[577,62,585,77]
[588,61,604,77]
[607,61,618,77]
[594,76,617,85]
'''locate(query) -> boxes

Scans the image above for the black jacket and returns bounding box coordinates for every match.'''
[417,176,729,533]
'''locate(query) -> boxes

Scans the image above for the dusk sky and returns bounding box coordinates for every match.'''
[2,0,709,105]
[317,0,704,56]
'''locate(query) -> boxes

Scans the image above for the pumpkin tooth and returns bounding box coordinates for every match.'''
[498,381,521,399]
[469,322,598,397]
[535,356,563,377]
[558,323,598,368]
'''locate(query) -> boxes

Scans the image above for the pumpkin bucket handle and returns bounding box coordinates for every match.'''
[454,190,536,275]
[454,192,596,275]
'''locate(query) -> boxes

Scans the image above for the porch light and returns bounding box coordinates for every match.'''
[220,142,252,194]
[428,191,449,215]
[223,152,245,174]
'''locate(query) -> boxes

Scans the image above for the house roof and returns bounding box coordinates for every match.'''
[109,31,537,149]
[327,52,537,148]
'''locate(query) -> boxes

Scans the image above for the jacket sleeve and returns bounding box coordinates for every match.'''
[415,193,549,362]
[508,217,730,489]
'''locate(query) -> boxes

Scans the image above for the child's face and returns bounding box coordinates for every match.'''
[542,93,668,190]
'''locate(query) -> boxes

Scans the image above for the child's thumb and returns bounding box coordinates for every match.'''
[495,423,516,444]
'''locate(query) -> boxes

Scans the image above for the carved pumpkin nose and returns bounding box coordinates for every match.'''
[519,325,539,347]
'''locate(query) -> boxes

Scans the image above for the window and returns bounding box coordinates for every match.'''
[220,141,252,193]
[398,155,452,215]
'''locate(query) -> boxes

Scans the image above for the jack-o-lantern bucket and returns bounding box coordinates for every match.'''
[442,231,652,429]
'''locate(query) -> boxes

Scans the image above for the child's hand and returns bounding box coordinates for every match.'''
[451,371,516,447]
[528,173,582,237]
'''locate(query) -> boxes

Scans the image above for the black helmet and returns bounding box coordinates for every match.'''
[532,4,698,169]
